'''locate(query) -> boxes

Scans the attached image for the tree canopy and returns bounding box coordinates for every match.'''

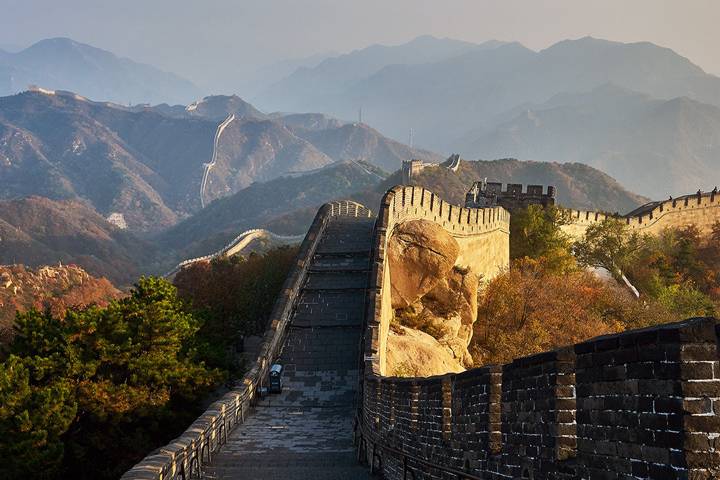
[509,205,575,273]
[1,277,220,479]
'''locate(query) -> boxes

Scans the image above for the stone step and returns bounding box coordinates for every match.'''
[278,327,361,371]
[309,254,370,272]
[293,290,365,327]
[303,271,368,290]
[202,212,373,479]
[204,452,370,480]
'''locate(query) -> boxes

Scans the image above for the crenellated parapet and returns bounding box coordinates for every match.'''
[364,185,510,377]
[360,185,720,480]
[465,181,556,211]
[562,189,720,239]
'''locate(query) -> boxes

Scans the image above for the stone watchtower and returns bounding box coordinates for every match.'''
[401,160,425,183]
[465,180,556,212]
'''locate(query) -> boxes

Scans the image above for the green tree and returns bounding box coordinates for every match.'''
[5,277,222,479]
[510,205,575,273]
[0,354,76,479]
[573,218,641,281]
[61,277,220,479]
[656,284,716,318]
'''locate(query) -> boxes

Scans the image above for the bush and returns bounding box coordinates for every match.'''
[472,258,624,366]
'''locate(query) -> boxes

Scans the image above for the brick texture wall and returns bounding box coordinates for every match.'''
[364,185,510,376]
[360,317,720,480]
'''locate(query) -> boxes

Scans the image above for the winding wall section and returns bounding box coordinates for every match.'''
[200,114,235,208]
[165,228,305,278]
[122,200,372,480]
[359,187,720,480]
[562,190,720,239]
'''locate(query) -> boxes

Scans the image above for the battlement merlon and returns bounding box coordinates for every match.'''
[465,181,556,211]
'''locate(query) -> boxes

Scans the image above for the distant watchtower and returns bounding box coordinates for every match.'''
[401,159,426,183]
[465,180,556,212]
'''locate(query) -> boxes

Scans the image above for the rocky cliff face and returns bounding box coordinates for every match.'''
[387,219,480,375]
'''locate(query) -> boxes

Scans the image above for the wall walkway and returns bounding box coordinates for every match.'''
[121,201,373,480]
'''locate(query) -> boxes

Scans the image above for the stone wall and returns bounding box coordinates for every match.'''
[122,200,372,480]
[364,186,510,376]
[359,317,720,480]
[562,190,720,240]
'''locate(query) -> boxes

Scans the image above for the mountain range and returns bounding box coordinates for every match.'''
[0,90,437,231]
[0,38,200,105]
[255,35,720,196]
[460,84,720,196]
[5,35,719,197]
[0,196,156,285]
[157,160,388,260]
[256,35,502,113]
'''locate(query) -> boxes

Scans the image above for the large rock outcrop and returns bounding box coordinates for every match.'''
[387,219,479,375]
[422,266,479,365]
[386,326,465,377]
[388,219,459,309]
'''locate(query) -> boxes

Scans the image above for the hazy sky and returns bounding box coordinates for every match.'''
[1,0,718,90]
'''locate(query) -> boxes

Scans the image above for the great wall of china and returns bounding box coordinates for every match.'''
[124,184,720,480]
[561,188,720,239]
[164,228,305,278]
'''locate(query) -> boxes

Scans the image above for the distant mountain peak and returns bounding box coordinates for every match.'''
[0,37,200,105]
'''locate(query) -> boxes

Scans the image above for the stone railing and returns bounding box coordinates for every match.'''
[122,199,370,480]
[363,185,510,377]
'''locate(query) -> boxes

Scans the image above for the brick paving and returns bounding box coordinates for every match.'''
[203,216,374,479]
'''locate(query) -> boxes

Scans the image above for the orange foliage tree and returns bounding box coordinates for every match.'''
[471,258,670,366]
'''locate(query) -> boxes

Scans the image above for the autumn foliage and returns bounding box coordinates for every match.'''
[473,212,720,367]
[0,264,120,345]
[173,246,299,373]
[472,258,623,365]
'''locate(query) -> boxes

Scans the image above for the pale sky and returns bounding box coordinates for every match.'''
[1,0,718,90]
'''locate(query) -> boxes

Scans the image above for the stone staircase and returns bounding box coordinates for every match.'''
[203,216,374,479]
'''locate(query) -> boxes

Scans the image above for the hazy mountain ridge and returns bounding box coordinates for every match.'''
[0,91,433,230]
[256,36,505,112]
[257,36,720,197]
[0,38,201,105]
[157,160,388,260]
[461,84,720,196]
